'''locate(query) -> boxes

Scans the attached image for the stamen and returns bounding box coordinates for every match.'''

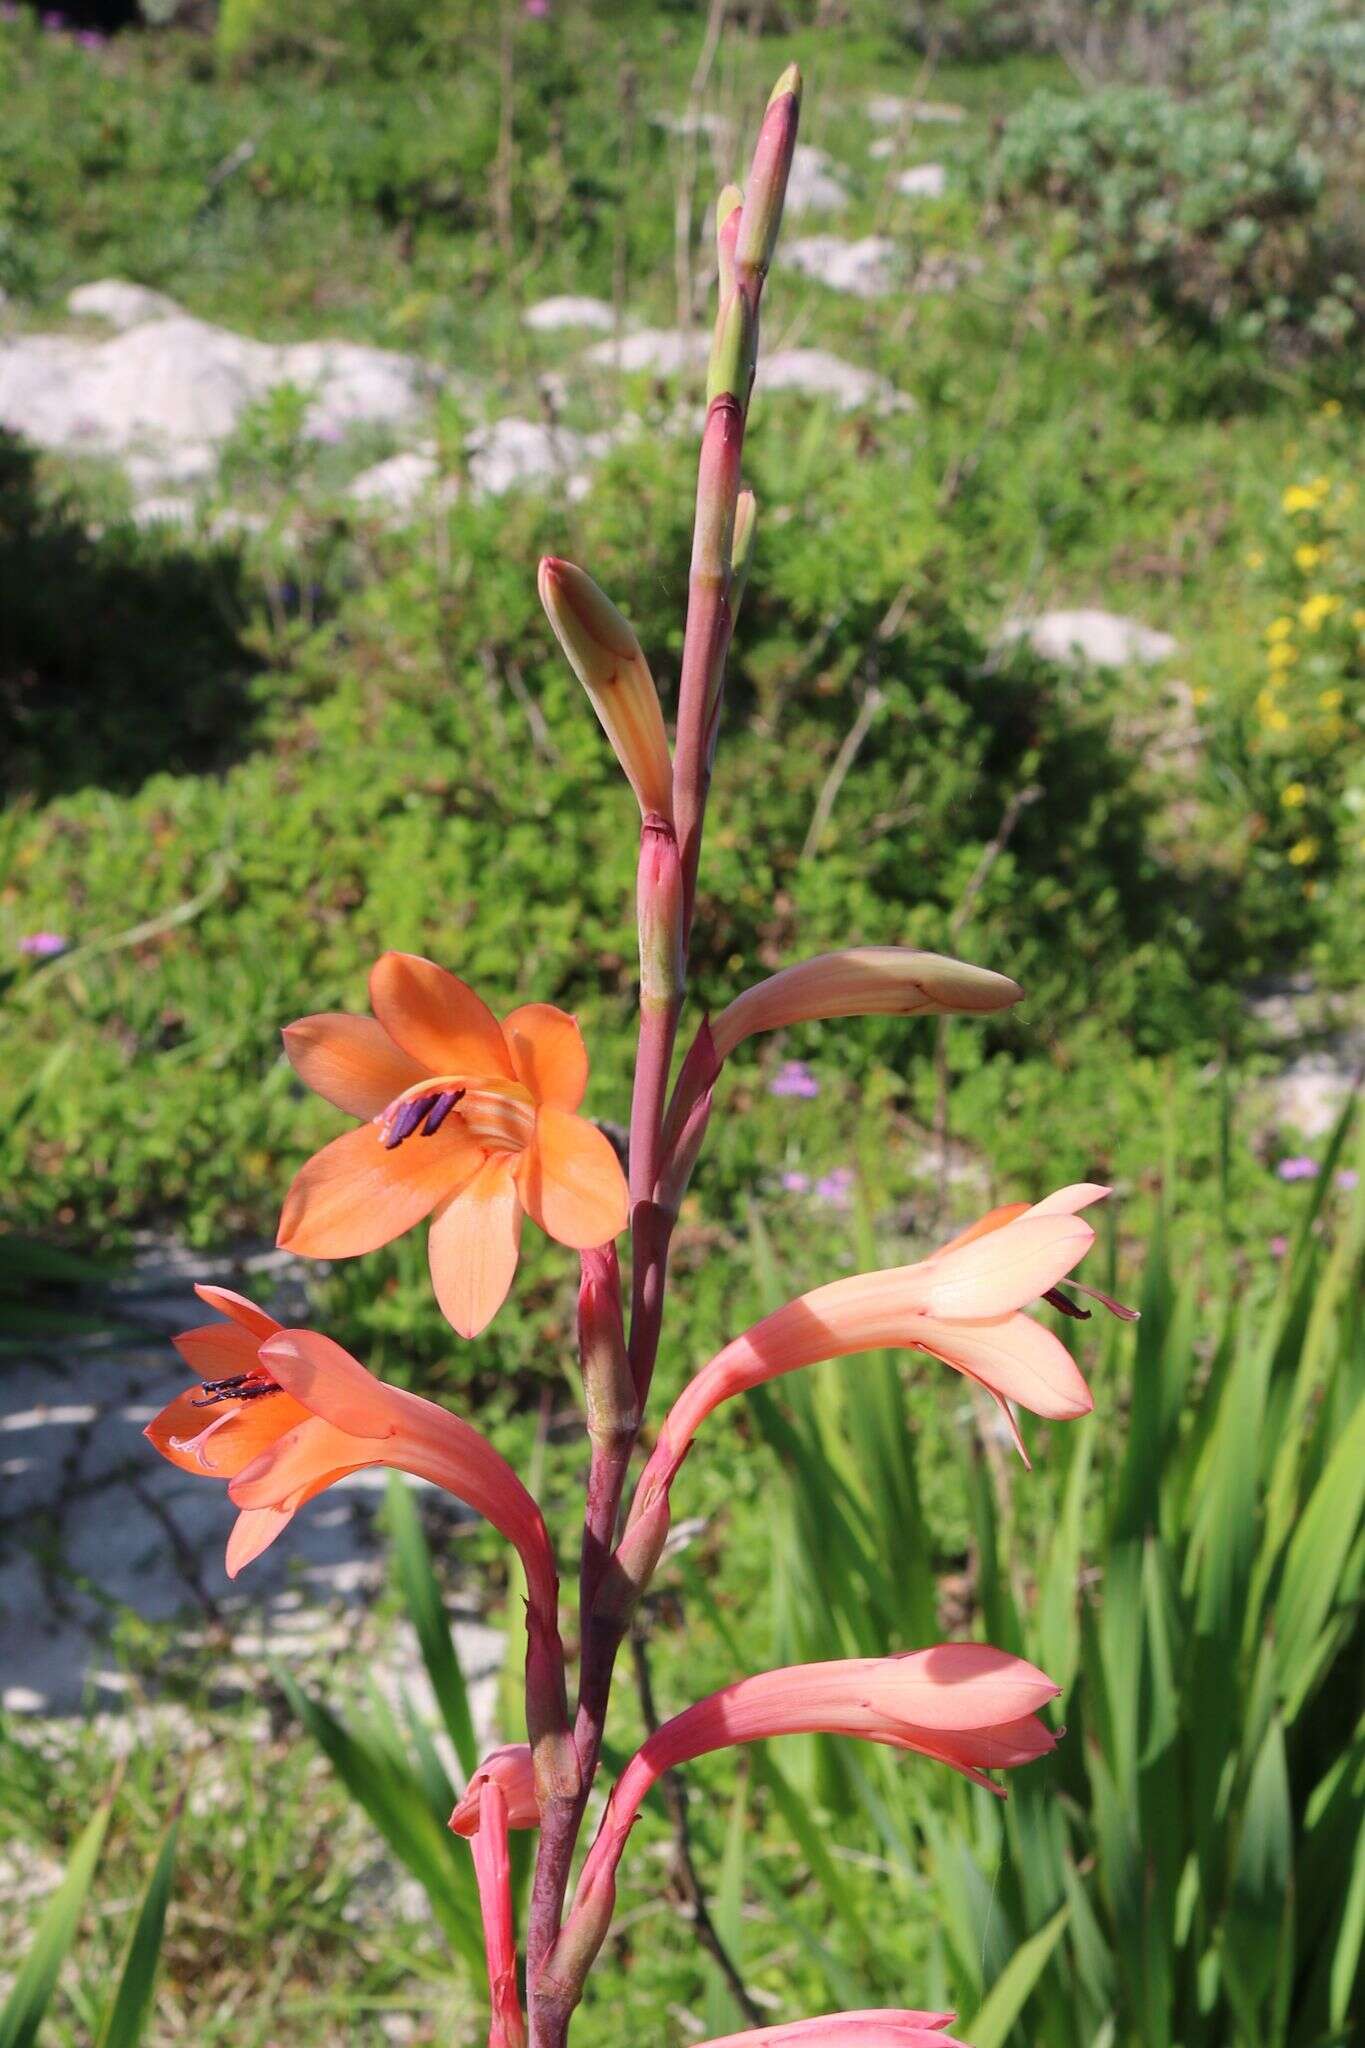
[192,1372,282,1408]
[1042,1287,1091,1322]
[169,1409,240,1473]
[422,1089,462,1136]
[383,1095,434,1149]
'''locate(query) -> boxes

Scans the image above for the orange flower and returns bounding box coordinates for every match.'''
[277,953,628,1336]
[144,1290,562,1611]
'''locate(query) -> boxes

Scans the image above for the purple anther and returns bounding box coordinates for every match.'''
[384,1097,431,1149]
[422,1088,464,1136]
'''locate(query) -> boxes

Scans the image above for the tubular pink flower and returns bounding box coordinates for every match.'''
[692,2017,962,2048]
[450,1745,541,1839]
[468,1778,528,2048]
[563,1645,1059,1955]
[631,1187,1112,1522]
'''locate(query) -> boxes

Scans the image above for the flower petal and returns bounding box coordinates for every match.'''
[427,1157,523,1339]
[258,1328,399,1439]
[193,1285,283,1338]
[503,1004,589,1111]
[1026,1183,1110,1218]
[369,952,513,1080]
[229,1415,377,1509]
[277,1121,483,1259]
[283,1012,426,1118]
[930,1202,1030,1260]
[144,1385,313,1479]
[225,1505,293,1577]
[910,1311,1092,1419]
[172,1322,264,1380]
[922,1215,1094,1320]
[516,1106,628,1250]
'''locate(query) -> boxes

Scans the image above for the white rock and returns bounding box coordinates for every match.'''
[130,495,196,530]
[867,94,966,125]
[757,347,908,413]
[67,278,183,329]
[784,143,848,216]
[279,338,438,442]
[896,163,948,199]
[584,326,710,377]
[348,448,440,513]
[0,313,448,467]
[1269,1055,1358,1138]
[653,108,732,142]
[523,295,616,334]
[869,136,897,161]
[465,417,607,500]
[784,234,900,299]
[999,609,1179,668]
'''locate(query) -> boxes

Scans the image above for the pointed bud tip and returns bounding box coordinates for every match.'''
[717,183,743,227]
[768,62,802,107]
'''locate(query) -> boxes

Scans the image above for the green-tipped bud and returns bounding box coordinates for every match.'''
[716,183,743,298]
[767,61,802,109]
[538,557,674,823]
[735,66,802,279]
[637,817,685,1014]
[706,286,756,406]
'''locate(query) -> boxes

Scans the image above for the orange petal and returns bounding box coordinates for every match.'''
[172,1322,263,1380]
[277,1120,483,1259]
[427,1157,523,1339]
[516,1106,628,1250]
[369,952,513,1080]
[911,1312,1092,1420]
[258,1328,400,1439]
[144,1385,313,1479]
[193,1285,283,1338]
[226,1506,293,1577]
[503,1004,589,1111]
[283,1013,426,1118]
[922,1216,1094,1320]
[229,1416,376,1509]
[932,1203,1030,1259]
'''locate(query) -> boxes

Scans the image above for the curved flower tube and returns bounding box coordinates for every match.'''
[143,1295,559,1624]
[662,949,1021,1170]
[693,2017,962,2048]
[277,952,628,1337]
[450,1744,540,1839]
[469,1777,529,2048]
[554,1644,1058,1983]
[628,1188,1121,1544]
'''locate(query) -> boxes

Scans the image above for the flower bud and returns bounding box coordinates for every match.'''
[449,1744,540,1837]
[707,287,757,407]
[734,65,802,283]
[538,557,673,823]
[710,948,1022,1062]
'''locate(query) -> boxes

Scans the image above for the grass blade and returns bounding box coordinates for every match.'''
[963,1899,1070,2048]
[0,1798,112,2048]
[97,1809,179,2048]
[385,1473,479,1779]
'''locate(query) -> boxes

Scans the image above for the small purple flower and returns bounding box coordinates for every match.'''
[769,1059,820,1100]
[523,0,550,15]
[1276,1155,1318,1182]
[780,1170,811,1194]
[1269,1235,1289,1258]
[76,26,104,47]
[41,10,65,29]
[813,1167,855,1210]
[19,931,69,958]
[1337,1169,1359,1192]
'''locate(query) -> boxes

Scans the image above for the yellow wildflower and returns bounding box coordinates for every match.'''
[1190,685,1210,706]
[1265,617,1295,642]
[1282,485,1316,515]
[1353,609,1365,631]
[1281,782,1307,808]
[1265,708,1291,732]
[1293,544,1323,571]
[1245,550,1265,570]
[1320,399,1342,417]
[1288,837,1319,865]
[1267,642,1298,670]
[1318,688,1344,711]
[1300,593,1343,631]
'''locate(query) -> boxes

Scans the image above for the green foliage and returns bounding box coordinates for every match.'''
[995,83,1358,346]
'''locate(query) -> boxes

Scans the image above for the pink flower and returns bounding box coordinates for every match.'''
[814,1166,855,1209]
[467,1775,528,2048]
[632,1185,1121,1514]
[563,1645,1059,1962]
[19,931,68,957]
[769,1060,820,1099]
[523,0,549,14]
[780,1170,811,1193]
[1269,1235,1289,1259]
[1338,1170,1359,1192]
[693,2016,962,2047]
[1276,1156,1318,1183]
[449,1745,540,1837]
